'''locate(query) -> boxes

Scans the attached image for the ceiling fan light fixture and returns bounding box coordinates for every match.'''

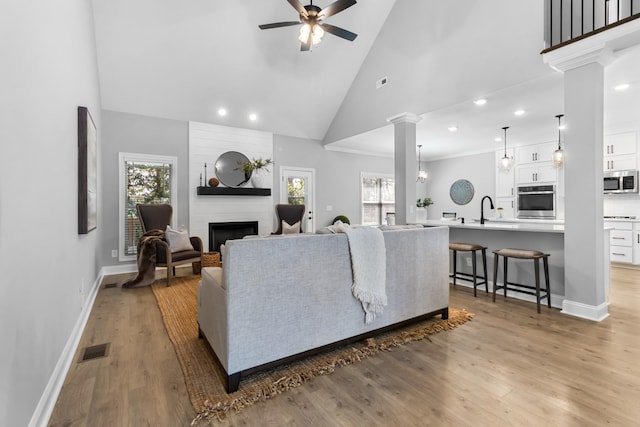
[311,24,324,44]
[298,24,311,43]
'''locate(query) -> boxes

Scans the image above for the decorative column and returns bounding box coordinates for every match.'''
[543,46,613,321]
[387,113,422,225]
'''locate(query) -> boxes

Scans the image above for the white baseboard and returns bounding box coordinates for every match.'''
[100,263,137,276]
[561,300,610,322]
[28,271,104,427]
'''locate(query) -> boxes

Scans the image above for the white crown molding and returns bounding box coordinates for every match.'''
[387,112,423,125]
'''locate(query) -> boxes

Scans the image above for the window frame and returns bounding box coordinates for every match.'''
[118,152,178,262]
[360,172,395,226]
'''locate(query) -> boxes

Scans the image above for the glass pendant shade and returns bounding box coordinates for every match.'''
[417,144,427,183]
[499,126,512,171]
[553,114,564,169]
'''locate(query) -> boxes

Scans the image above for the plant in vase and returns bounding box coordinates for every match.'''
[241,157,272,188]
[496,207,504,218]
[415,197,433,222]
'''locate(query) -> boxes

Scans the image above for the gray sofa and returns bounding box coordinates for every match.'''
[197,226,449,392]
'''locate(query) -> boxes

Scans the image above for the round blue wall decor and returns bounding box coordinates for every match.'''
[450,179,474,205]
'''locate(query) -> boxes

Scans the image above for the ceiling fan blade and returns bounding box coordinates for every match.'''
[320,0,357,18]
[287,0,308,17]
[258,21,301,30]
[319,23,358,41]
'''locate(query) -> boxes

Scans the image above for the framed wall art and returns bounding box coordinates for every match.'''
[78,106,97,234]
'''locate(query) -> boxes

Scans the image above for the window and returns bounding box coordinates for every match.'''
[118,153,177,261]
[361,173,395,225]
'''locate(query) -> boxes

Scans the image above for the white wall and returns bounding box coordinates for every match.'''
[425,152,496,220]
[274,135,405,228]
[99,110,189,267]
[0,1,101,425]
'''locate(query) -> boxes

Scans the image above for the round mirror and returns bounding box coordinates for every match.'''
[450,179,474,205]
[214,151,251,188]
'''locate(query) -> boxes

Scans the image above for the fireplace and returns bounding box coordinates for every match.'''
[209,221,259,253]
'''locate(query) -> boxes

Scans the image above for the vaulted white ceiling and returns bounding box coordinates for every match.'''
[91,0,640,159]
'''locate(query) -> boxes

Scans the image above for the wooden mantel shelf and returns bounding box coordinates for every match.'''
[196,186,271,196]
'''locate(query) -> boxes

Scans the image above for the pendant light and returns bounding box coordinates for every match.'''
[553,114,564,169]
[499,126,513,171]
[417,144,428,183]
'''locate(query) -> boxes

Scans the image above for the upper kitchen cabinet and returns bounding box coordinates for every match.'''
[603,132,637,171]
[516,142,556,165]
[515,142,558,185]
[517,163,557,184]
[495,149,515,197]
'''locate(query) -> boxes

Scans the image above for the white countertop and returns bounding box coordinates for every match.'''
[423,219,565,233]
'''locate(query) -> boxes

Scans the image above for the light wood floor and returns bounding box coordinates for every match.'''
[50,267,640,426]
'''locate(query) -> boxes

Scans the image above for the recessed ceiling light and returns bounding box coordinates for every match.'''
[448,126,458,132]
[249,113,258,121]
[495,137,502,142]
[614,83,630,91]
[218,108,227,116]
[473,99,487,106]
[514,109,526,116]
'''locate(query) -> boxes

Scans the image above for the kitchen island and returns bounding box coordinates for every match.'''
[423,219,569,309]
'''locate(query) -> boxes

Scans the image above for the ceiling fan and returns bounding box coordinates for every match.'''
[259,0,358,51]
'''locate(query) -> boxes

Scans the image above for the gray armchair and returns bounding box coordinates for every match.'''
[136,204,203,286]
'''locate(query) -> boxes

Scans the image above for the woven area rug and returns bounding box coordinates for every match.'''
[151,276,473,425]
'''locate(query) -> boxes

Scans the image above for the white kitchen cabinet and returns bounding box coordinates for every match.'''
[516,163,557,184]
[516,142,556,165]
[603,132,636,156]
[603,132,637,171]
[495,197,515,219]
[605,221,634,264]
[604,156,637,171]
[495,149,515,198]
[633,223,640,265]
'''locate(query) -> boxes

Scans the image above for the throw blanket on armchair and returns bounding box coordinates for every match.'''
[341,226,387,324]
[122,229,164,289]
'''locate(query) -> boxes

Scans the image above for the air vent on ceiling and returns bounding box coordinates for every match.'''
[79,343,109,362]
[376,76,388,89]
[103,282,117,289]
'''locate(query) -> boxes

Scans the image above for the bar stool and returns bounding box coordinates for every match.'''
[449,242,488,297]
[492,248,551,313]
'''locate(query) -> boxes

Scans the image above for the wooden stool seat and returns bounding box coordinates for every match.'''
[492,248,551,313]
[449,242,488,297]
[449,242,485,252]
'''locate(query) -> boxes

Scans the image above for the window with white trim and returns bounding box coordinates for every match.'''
[361,173,395,225]
[118,153,177,261]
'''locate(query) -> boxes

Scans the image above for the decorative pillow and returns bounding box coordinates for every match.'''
[165,225,194,252]
[282,220,301,234]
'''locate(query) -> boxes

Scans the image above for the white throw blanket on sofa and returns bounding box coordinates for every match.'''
[329,222,387,323]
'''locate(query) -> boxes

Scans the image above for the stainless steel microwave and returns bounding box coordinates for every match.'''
[604,170,639,194]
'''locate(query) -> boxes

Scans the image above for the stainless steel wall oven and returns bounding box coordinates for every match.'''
[517,185,556,219]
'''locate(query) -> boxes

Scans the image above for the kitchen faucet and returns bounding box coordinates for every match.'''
[480,196,494,225]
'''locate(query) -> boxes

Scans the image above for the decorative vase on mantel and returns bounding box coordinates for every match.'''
[251,170,265,188]
[415,207,427,223]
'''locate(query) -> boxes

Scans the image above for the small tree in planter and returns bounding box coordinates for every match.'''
[416,198,433,222]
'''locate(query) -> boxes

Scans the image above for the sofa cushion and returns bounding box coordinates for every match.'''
[282,220,301,234]
[202,266,224,290]
[165,225,195,252]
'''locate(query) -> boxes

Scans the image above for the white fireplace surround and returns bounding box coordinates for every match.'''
[189,121,274,251]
